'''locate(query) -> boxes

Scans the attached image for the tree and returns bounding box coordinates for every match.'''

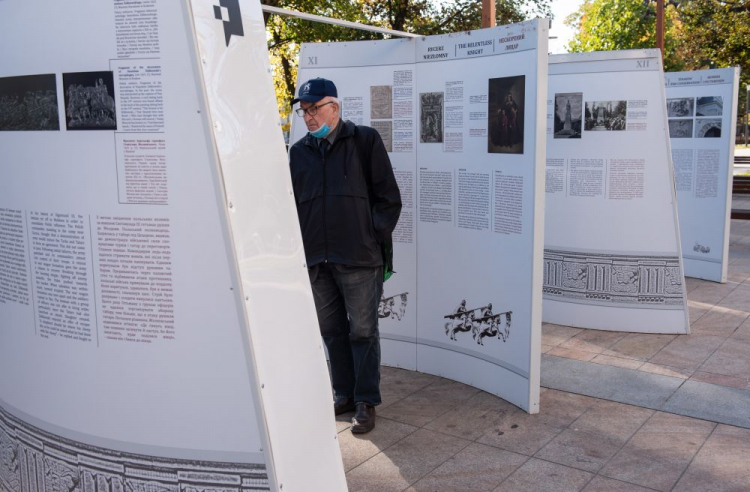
[265,0,552,132]
[565,0,685,71]
[679,0,750,133]
[566,0,750,133]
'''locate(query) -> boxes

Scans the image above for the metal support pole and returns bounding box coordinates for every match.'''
[746,85,749,147]
[260,5,420,38]
[482,0,496,28]
[656,0,665,59]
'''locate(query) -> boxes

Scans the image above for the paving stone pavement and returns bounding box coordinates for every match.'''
[340,369,750,491]
[337,221,750,490]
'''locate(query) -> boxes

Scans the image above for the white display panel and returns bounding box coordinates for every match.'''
[294,39,419,371]
[665,68,741,283]
[544,50,690,334]
[292,20,548,413]
[0,1,346,492]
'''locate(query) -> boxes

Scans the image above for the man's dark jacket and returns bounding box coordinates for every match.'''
[289,120,402,268]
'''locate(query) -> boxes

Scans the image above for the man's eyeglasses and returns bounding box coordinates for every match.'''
[295,101,334,117]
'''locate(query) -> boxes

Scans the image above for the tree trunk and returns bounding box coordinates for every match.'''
[271,27,297,105]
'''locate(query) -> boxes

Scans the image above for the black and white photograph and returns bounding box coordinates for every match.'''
[584,100,627,131]
[696,96,723,116]
[668,119,693,138]
[371,120,393,152]
[443,299,512,345]
[554,92,582,139]
[0,74,59,131]
[694,118,722,138]
[666,97,695,117]
[370,85,393,119]
[420,92,444,143]
[63,71,117,130]
[488,75,525,153]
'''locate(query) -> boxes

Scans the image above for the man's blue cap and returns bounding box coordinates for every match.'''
[292,77,338,105]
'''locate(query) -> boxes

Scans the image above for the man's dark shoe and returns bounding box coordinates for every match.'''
[351,403,376,434]
[334,397,356,416]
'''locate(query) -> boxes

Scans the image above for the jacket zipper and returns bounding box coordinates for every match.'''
[322,149,328,263]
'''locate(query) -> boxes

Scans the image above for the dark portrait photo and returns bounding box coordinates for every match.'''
[488,75,525,154]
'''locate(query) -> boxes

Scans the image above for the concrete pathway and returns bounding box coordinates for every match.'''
[543,354,750,428]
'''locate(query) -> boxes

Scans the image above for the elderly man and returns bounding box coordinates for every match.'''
[288,78,401,434]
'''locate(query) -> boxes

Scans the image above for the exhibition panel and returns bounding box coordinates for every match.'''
[665,68,741,283]
[295,39,419,370]
[0,1,346,492]
[293,20,549,412]
[544,50,690,334]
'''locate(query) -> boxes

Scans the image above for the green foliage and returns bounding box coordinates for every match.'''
[565,0,684,71]
[679,0,750,127]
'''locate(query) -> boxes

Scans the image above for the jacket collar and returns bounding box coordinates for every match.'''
[304,119,356,148]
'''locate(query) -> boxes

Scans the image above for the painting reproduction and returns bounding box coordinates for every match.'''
[488,75,525,154]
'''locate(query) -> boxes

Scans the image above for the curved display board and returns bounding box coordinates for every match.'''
[0,1,346,492]
[665,68,741,283]
[292,20,548,413]
[544,50,690,334]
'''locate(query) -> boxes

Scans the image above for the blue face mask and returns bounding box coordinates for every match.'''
[310,123,332,139]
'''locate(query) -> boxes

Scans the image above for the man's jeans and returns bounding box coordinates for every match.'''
[309,263,383,406]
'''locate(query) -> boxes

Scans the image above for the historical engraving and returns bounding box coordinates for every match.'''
[488,75,525,153]
[666,97,694,117]
[694,118,721,138]
[584,100,626,131]
[420,92,444,143]
[543,249,685,308]
[371,120,393,152]
[370,85,393,119]
[693,242,711,254]
[378,292,408,320]
[696,96,723,116]
[444,299,512,345]
[668,119,693,138]
[0,405,269,492]
[0,74,59,131]
[554,92,582,139]
[63,71,117,130]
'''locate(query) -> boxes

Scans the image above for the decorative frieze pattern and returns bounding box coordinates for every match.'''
[543,249,684,308]
[0,405,268,492]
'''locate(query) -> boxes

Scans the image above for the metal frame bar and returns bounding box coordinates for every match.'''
[260,4,421,38]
